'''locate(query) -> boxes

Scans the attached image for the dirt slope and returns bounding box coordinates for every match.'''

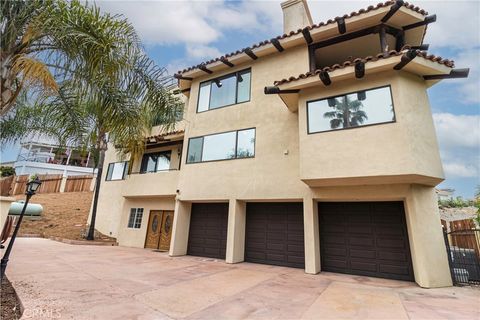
[14,192,102,240]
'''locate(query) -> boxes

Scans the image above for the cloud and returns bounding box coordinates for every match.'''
[186,45,222,60]
[433,113,480,179]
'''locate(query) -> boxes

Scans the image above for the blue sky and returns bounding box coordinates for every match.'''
[1,0,479,198]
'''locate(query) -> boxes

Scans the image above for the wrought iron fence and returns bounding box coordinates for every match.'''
[443,228,480,285]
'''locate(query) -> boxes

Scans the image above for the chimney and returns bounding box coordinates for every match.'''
[281,0,313,34]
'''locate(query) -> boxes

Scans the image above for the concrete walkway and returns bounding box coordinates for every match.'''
[5,238,479,320]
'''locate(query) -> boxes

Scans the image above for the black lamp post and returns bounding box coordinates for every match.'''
[0,177,42,281]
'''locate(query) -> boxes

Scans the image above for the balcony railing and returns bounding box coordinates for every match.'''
[121,169,179,198]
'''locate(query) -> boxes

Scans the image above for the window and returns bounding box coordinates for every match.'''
[197,69,251,112]
[140,151,171,173]
[307,86,395,134]
[106,161,128,181]
[127,208,144,229]
[187,128,255,163]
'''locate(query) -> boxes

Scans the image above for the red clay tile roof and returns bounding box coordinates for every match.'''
[176,1,428,75]
[145,130,185,141]
[273,49,454,86]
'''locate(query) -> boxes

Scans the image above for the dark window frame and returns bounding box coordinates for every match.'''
[140,150,172,174]
[196,68,252,113]
[186,127,256,164]
[105,161,129,181]
[306,85,396,135]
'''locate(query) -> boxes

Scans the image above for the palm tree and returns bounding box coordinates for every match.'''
[1,1,183,240]
[323,96,368,129]
[1,1,57,115]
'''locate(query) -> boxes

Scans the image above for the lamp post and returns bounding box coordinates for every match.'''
[0,177,42,281]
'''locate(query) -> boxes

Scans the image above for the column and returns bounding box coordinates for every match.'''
[169,200,192,256]
[226,199,246,264]
[303,195,320,274]
[404,184,452,288]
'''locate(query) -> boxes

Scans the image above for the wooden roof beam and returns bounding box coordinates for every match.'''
[403,14,436,31]
[393,49,417,70]
[244,48,258,60]
[271,38,284,52]
[220,57,234,67]
[198,64,213,74]
[355,61,365,79]
[337,17,346,34]
[264,86,299,94]
[173,74,193,81]
[302,27,313,44]
[381,0,404,23]
[424,68,469,80]
[319,71,331,86]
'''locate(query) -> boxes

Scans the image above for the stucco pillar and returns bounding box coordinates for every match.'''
[404,184,452,288]
[303,196,320,274]
[169,200,191,256]
[226,199,246,264]
[0,196,15,230]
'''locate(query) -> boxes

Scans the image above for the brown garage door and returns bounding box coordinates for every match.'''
[187,203,228,259]
[245,203,305,268]
[319,202,414,281]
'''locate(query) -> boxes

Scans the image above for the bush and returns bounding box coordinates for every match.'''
[0,166,15,177]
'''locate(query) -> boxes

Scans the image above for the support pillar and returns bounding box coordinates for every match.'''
[169,200,191,257]
[404,185,453,288]
[303,195,320,274]
[59,176,67,193]
[226,199,246,264]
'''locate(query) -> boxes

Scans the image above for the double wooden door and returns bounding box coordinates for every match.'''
[145,210,174,251]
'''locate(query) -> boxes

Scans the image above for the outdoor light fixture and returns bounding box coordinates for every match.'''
[26,177,42,195]
[328,98,336,107]
[238,74,244,82]
[357,91,366,101]
[1,176,42,280]
[214,79,222,88]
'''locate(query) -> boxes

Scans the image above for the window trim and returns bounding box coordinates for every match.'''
[140,150,172,174]
[186,127,256,164]
[127,208,144,229]
[306,85,396,135]
[105,161,129,181]
[196,68,252,113]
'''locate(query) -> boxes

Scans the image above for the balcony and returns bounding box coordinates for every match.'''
[121,170,179,198]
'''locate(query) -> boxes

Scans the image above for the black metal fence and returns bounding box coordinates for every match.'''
[443,228,480,285]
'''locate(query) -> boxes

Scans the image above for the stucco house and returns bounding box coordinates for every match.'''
[91,0,469,288]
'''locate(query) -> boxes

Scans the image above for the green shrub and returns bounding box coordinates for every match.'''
[0,166,15,177]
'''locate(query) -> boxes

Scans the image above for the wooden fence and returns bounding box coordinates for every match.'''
[446,218,480,258]
[64,175,93,192]
[0,175,15,196]
[11,174,63,195]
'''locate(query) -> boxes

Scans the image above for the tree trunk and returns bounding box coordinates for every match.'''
[86,136,107,240]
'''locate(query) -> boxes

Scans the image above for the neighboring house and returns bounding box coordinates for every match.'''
[8,140,96,176]
[93,0,469,288]
[436,188,455,201]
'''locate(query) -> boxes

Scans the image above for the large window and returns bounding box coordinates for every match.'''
[187,128,255,163]
[140,151,171,173]
[197,69,251,112]
[307,86,395,134]
[106,161,128,181]
[127,208,143,229]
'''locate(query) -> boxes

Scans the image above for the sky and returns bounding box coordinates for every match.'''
[1,0,479,198]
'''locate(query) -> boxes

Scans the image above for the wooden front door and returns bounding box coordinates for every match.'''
[145,210,174,251]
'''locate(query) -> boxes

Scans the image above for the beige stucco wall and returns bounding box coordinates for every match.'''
[0,196,15,231]
[298,70,444,187]
[117,197,176,248]
[177,45,311,202]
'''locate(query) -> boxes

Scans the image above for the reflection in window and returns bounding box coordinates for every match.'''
[106,161,128,181]
[307,86,394,133]
[140,151,171,173]
[197,69,251,112]
[187,128,256,163]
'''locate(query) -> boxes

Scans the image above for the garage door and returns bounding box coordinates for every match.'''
[319,202,414,281]
[187,203,228,259]
[245,203,305,268]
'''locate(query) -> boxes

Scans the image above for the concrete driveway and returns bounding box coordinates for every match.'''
[5,238,479,320]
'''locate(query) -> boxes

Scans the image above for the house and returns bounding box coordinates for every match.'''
[92,0,469,288]
[436,188,455,201]
[5,140,96,177]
